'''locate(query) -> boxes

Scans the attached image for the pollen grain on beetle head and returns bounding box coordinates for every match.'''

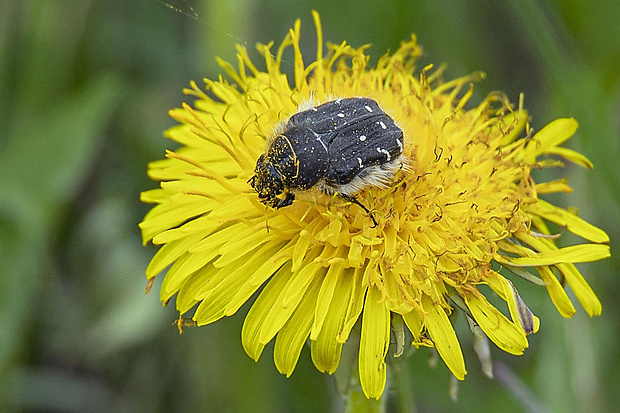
[139,12,610,400]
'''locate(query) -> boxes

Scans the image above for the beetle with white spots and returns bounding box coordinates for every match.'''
[249,97,406,226]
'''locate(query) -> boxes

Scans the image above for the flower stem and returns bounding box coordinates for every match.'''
[344,363,385,413]
[389,360,417,413]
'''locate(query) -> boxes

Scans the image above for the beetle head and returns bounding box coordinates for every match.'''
[249,154,286,207]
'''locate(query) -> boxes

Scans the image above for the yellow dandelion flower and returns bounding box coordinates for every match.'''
[140,12,610,399]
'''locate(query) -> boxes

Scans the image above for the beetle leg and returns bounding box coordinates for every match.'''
[337,193,378,228]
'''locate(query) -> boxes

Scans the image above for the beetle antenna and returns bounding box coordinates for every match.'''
[338,193,378,228]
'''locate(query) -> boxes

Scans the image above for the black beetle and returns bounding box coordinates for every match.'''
[249,97,405,225]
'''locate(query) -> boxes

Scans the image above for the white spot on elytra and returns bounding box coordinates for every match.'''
[336,97,343,103]
[377,147,391,161]
[365,105,373,112]
[379,121,387,130]
[312,107,318,112]
[396,138,403,152]
[337,113,345,118]
[359,135,367,142]
[357,157,363,167]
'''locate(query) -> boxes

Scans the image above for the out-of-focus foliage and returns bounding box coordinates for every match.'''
[1,1,617,412]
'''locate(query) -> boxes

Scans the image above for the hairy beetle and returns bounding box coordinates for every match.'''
[249,97,405,225]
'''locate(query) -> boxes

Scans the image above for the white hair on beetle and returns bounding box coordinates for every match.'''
[318,153,409,196]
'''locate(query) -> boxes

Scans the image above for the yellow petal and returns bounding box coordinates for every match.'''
[274,277,321,377]
[140,188,167,204]
[532,315,540,334]
[291,229,313,271]
[527,118,578,160]
[348,238,365,268]
[214,226,272,267]
[175,269,212,314]
[241,264,292,361]
[423,296,466,380]
[536,266,576,318]
[187,222,251,254]
[504,279,536,334]
[281,257,324,310]
[311,262,345,340]
[223,243,295,315]
[159,244,219,297]
[258,259,324,344]
[359,287,389,399]
[500,110,528,145]
[545,147,593,168]
[556,263,602,316]
[146,233,205,279]
[485,272,536,334]
[161,253,215,303]
[152,215,220,245]
[336,267,366,343]
[513,233,601,316]
[311,268,357,374]
[464,292,528,355]
[530,199,609,243]
[535,179,572,195]
[139,196,213,244]
[193,241,287,325]
[402,309,423,343]
[498,244,610,267]
[160,174,242,197]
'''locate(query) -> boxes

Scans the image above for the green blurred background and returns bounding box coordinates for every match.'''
[1,1,618,412]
